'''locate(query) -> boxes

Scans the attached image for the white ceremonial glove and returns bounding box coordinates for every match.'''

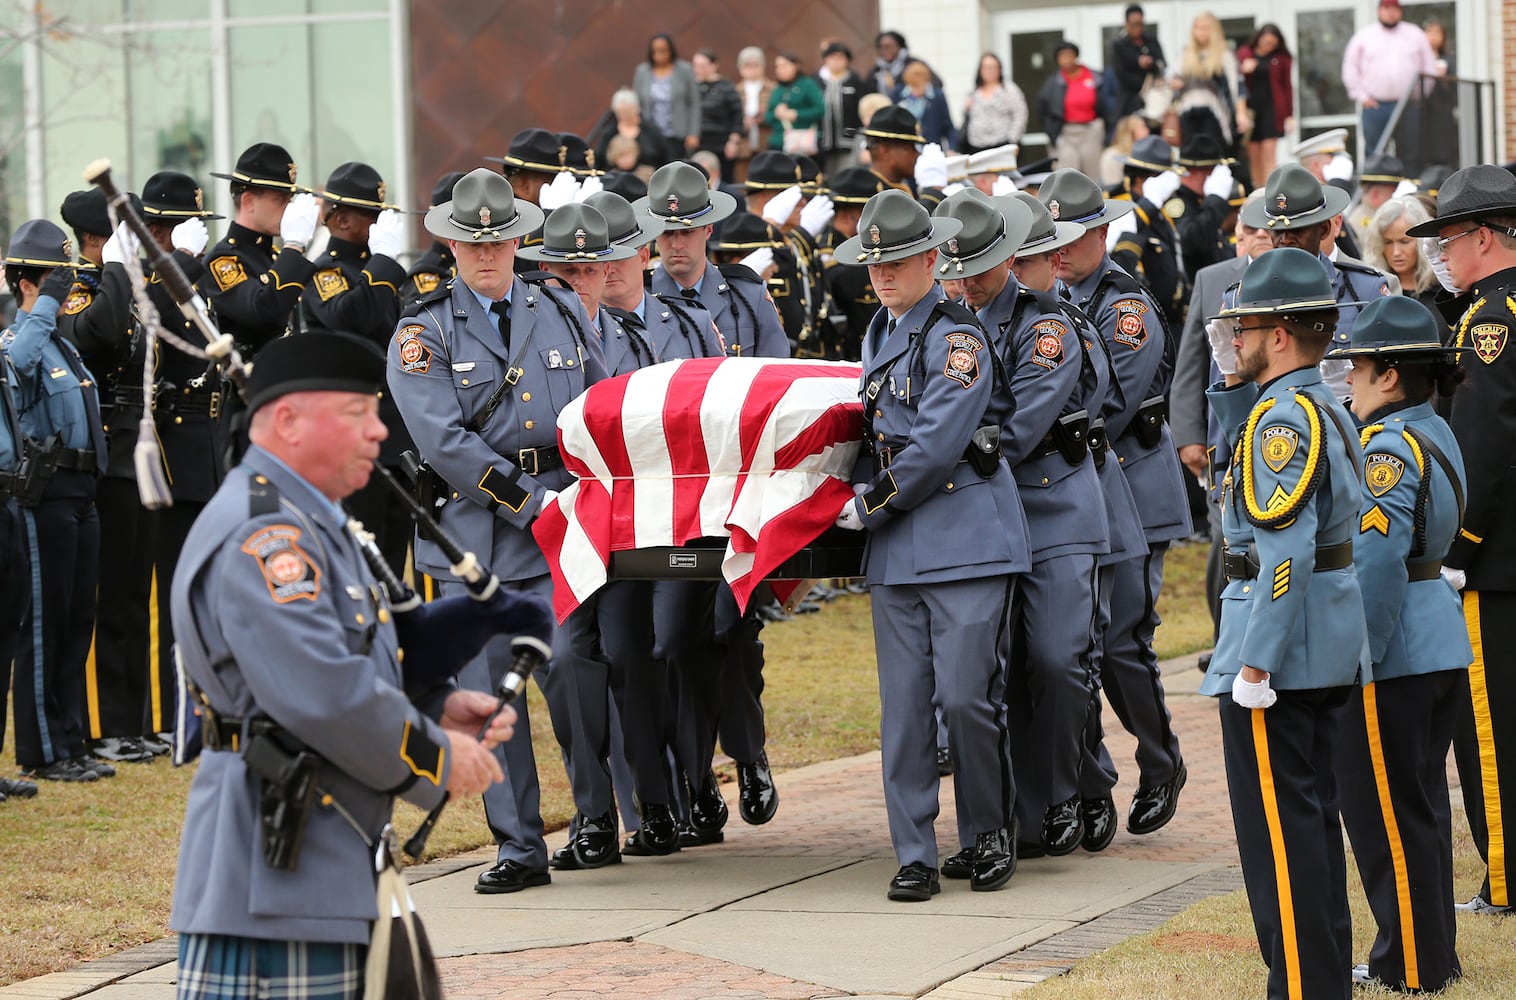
[1203,162,1234,201]
[942,182,968,196]
[574,175,604,201]
[1142,169,1181,207]
[171,218,208,257]
[1105,211,1138,252]
[738,247,774,278]
[1206,318,1239,376]
[1323,153,1355,183]
[914,142,948,189]
[1393,179,1419,199]
[1440,566,1467,591]
[762,184,804,227]
[539,171,580,211]
[1429,253,1465,295]
[834,497,864,530]
[1232,672,1278,710]
[280,193,319,249]
[100,222,140,265]
[991,175,1017,197]
[367,209,405,261]
[800,194,835,237]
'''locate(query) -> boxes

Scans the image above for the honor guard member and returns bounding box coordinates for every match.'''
[2,222,109,782]
[1347,154,1411,250]
[558,133,604,179]
[169,331,516,1000]
[400,172,464,312]
[1166,112,1237,286]
[1328,296,1470,992]
[201,143,319,358]
[743,152,815,354]
[835,189,1030,901]
[56,189,136,407]
[858,106,924,196]
[1043,169,1193,837]
[1009,192,1148,854]
[1107,136,1189,332]
[300,163,412,577]
[1200,247,1369,1000]
[821,166,891,360]
[1243,163,1398,403]
[932,190,1110,869]
[485,128,568,270]
[710,213,797,338]
[88,173,225,762]
[387,168,614,892]
[0,250,38,801]
[1293,128,1363,257]
[1406,163,1516,915]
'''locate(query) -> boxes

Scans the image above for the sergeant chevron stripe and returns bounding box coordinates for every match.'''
[1361,505,1390,535]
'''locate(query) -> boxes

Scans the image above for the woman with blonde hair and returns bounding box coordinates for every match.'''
[1363,196,1443,317]
[1100,113,1150,187]
[1171,12,1247,147]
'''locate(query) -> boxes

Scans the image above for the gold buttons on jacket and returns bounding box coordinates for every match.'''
[525,420,535,430]
[522,392,532,402]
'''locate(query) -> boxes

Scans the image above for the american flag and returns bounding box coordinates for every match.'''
[532,358,865,622]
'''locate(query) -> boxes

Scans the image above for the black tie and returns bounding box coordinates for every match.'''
[1058,286,1072,302]
[490,300,511,350]
[681,286,698,301]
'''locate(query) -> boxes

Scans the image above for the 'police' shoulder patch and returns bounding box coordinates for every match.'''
[314,268,350,302]
[1261,424,1299,473]
[412,272,440,295]
[1031,320,1066,370]
[1112,299,1149,350]
[1472,322,1508,364]
[943,331,983,388]
[61,285,92,316]
[241,524,321,604]
[1365,453,1404,497]
[395,324,432,374]
[209,255,247,292]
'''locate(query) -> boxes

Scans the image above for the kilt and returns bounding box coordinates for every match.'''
[177,933,365,1000]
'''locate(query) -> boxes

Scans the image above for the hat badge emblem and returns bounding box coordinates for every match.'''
[194,188,204,210]
[376,181,387,202]
[946,237,959,255]
[868,224,881,245]
[1049,200,1060,220]
[1276,193,1288,211]
[667,194,680,213]
[574,228,587,250]
[479,206,492,226]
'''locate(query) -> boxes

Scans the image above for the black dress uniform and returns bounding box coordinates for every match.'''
[1110,137,1189,334]
[400,172,464,313]
[821,167,892,361]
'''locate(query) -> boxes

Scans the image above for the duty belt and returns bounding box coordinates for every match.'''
[0,470,18,499]
[54,448,97,472]
[1223,541,1353,581]
[516,444,563,477]
[201,712,288,753]
[1406,561,1443,582]
[113,384,222,418]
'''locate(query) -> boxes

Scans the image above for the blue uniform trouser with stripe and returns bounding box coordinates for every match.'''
[1220,689,1353,1000]
[12,471,98,768]
[1104,541,1184,787]
[874,575,1016,869]
[0,500,28,755]
[1452,589,1516,910]
[1336,674,1462,994]
[89,475,155,739]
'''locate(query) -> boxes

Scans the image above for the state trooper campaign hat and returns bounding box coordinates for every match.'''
[515,202,636,263]
[634,161,737,229]
[141,171,222,221]
[1037,168,1135,228]
[428,171,466,209]
[834,188,962,264]
[424,167,545,243]
[1405,164,1516,236]
[709,212,786,254]
[61,187,142,238]
[859,105,924,145]
[558,133,604,177]
[966,144,1019,177]
[1325,294,1472,360]
[931,188,1033,278]
[583,190,664,249]
[3,218,76,268]
[826,166,893,205]
[1359,153,1409,187]
[1007,191,1084,257]
[796,154,823,196]
[1241,163,1351,231]
[1121,136,1182,176]
[486,127,569,174]
[745,151,803,191]
[1216,247,1361,320]
[313,162,400,212]
[244,331,386,414]
[211,141,301,191]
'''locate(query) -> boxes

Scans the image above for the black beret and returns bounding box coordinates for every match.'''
[244,331,387,414]
[61,188,142,238]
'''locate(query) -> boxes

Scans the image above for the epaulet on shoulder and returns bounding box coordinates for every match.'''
[1019,284,1065,316]
[247,471,281,517]
[717,262,762,285]
[1334,257,1388,278]
[401,280,452,318]
[929,298,979,328]
[1098,265,1144,295]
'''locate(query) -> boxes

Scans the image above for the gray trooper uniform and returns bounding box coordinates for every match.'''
[650,264,788,360]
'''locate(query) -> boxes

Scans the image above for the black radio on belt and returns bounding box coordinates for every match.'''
[1038,409,1089,466]
[13,433,64,506]
[399,450,448,541]
[964,424,1002,478]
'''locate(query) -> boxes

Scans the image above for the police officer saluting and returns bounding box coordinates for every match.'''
[834,189,1030,901]
[1202,247,1369,1000]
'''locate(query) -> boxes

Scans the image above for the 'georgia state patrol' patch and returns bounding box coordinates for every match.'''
[1031,320,1067,370]
[241,525,321,604]
[208,255,247,292]
[1472,322,1508,364]
[1365,453,1405,497]
[1261,425,1299,473]
[1112,299,1149,349]
[943,331,983,388]
[395,324,432,374]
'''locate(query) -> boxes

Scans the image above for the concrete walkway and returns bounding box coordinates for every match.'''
[3,652,1246,1000]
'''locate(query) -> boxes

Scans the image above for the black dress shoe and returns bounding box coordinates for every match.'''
[736,753,778,825]
[77,756,117,778]
[1127,763,1187,835]
[0,777,39,799]
[87,737,154,763]
[475,859,551,894]
[971,827,1016,891]
[1016,839,1047,859]
[548,844,581,870]
[1042,796,1084,857]
[936,746,954,776]
[941,847,972,879]
[887,863,941,902]
[23,759,98,782]
[634,802,680,855]
[690,771,729,834]
[677,819,724,847]
[572,812,621,868]
[1080,795,1118,852]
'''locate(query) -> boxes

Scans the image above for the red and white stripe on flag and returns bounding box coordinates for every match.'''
[532,357,864,622]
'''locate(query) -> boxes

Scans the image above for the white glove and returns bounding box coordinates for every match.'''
[280,193,319,249]
[738,247,774,277]
[834,497,864,530]
[1231,672,1278,710]
[366,210,405,261]
[100,222,140,265]
[1440,566,1467,591]
[800,194,835,237]
[762,185,803,227]
[991,175,1017,197]
[1142,169,1181,207]
[1203,163,1234,201]
[574,176,604,202]
[941,181,967,196]
[1206,319,1239,376]
[1428,253,1464,295]
[170,218,208,257]
[1105,211,1137,251]
[1393,179,1419,199]
[1323,153,1355,183]
[539,171,580,211]
[914,142,948,189]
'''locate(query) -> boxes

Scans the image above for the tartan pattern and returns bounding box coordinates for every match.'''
[177,933,365,999]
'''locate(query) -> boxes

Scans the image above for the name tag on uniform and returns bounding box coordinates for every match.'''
[547,348,563,369]
[452,362,476,372]
[49,366,67,379]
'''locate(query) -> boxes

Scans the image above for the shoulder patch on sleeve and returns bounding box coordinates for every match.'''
[1261,425,1299,473]
[1364,452,1405,497]
[208,255,247,292]
[412,272,439,295]
[1030,319,1067,370]
[394,323,433,374]
[1112,298,1149,349]
[240,525,322,604]
[1471,321,1508,364]
[313,268,350,302]
[61,284,93,316]
[943,331,983,388]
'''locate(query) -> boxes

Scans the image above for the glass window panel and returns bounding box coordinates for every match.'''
[126,28,215,205]
[308,20,394,184]
[310,0,388,13]
[124,0,212,23]
[38,0,122,28]
[1297,9,1356,118]
[229,0,307,17]
[1008,29,1063,137]
[0,30,26,246]
[228,23,312,184]
[1219,18,1255,53]
[38,27,129,233]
